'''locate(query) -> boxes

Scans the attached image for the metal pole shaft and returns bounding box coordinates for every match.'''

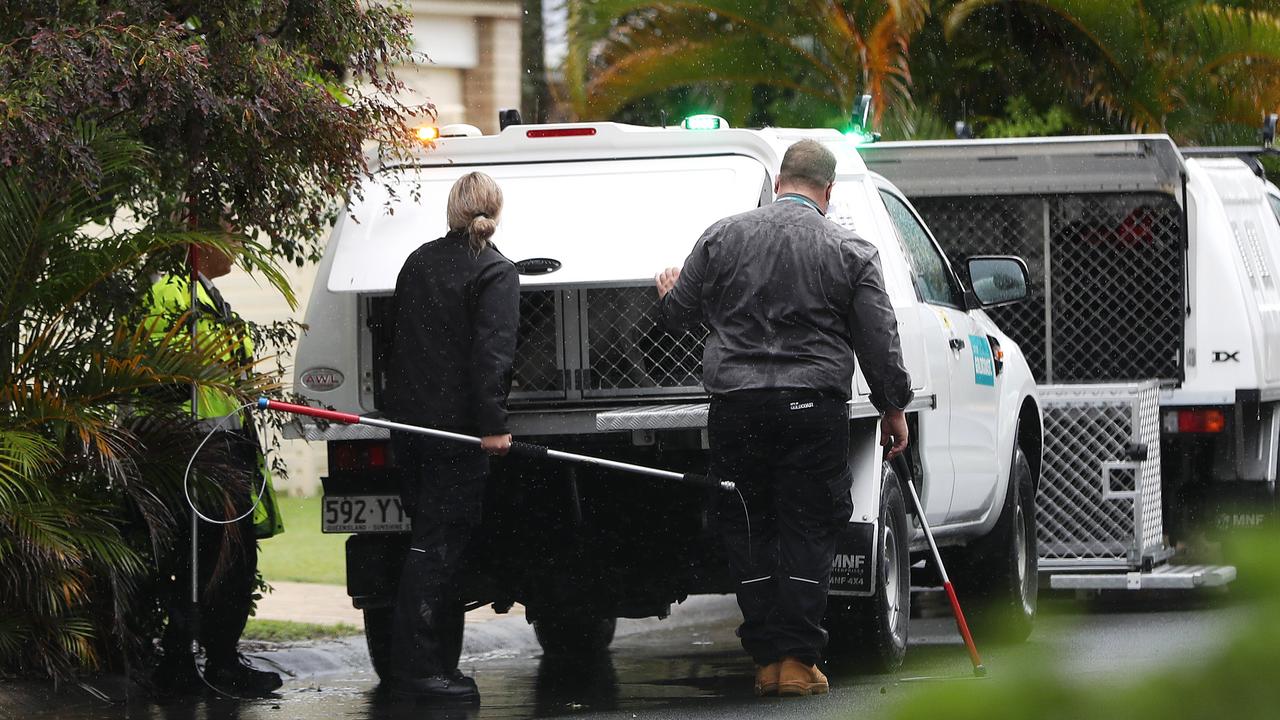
[356,415,691,483]
[902,478,949,584]
[257,398,734,491]
[188,247,200,615]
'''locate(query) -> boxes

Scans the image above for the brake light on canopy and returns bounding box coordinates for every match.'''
[526,127,597,138]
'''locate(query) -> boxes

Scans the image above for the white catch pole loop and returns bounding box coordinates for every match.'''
[183,401,271,525]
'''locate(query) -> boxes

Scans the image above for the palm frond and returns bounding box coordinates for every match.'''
[0,431,58,506]
[584,37,845,118]
[568,0,927,123]
[945,0,1280,141]
[946,0,1142,77]
[1190,5,1280,73]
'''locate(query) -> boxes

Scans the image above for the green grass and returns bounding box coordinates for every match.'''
[258,495,347,585]
[241,619,361,642]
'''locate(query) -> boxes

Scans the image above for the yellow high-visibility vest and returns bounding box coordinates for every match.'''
[144,274,285,538]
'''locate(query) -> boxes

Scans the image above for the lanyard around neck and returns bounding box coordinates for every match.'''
[777,193,824,216]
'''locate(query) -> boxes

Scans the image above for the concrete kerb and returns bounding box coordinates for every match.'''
[249,594,743,682]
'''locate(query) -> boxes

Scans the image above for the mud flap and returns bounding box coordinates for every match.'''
[830,416,886,598]
[829,521,877,597]
[1207,481,1278,535]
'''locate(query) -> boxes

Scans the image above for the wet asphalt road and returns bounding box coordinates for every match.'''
[7,591,1249,720]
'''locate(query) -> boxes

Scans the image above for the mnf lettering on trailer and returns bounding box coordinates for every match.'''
[970,335,996,386]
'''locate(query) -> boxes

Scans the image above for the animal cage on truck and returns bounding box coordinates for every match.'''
[287,118,1043,677]
[863,135,1280,589]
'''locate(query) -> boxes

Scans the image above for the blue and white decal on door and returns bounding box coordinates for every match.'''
[970,335,995,387]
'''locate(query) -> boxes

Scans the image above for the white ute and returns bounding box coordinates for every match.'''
[864,136,1280,591]
[288,119,1043,676]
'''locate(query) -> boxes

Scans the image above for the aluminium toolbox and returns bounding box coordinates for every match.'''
[1038,381,1234,590]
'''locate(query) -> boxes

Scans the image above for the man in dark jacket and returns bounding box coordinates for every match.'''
[384,172,519,701]
[656,140,913,697]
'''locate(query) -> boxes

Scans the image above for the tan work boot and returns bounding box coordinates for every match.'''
[754,662,781,696]
[777,657,829,696]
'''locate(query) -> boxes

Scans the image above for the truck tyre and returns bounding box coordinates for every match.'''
[825,463,910,672]
[945,446,1037,643]
[533,615,617,657]
[363,606,395,682]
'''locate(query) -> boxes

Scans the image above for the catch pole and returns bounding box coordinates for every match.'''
[258,398,735,493]
[186,242,201,652]
[894,457,986,677]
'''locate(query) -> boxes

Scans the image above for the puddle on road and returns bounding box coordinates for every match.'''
[10,611,990,720]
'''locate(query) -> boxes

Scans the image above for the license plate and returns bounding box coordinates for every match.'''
[322,495,410,533]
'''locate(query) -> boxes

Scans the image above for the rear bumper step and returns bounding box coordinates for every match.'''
[1047,564,1237,591]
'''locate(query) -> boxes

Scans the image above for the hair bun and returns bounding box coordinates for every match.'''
[468,214,498,244]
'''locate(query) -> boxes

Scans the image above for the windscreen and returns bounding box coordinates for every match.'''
[328,155,768,292]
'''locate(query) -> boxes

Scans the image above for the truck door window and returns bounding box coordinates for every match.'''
[880,190,962,308]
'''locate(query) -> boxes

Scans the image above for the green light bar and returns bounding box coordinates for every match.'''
[682,114,727,131]
[845,127,878,146]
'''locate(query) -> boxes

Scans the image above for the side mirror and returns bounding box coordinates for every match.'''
[966,256,1029,308]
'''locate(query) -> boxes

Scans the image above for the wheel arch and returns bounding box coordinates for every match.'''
[1016,396,1043,494]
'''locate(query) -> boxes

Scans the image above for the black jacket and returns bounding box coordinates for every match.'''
[386,231,520,435]
[659,196,913,411]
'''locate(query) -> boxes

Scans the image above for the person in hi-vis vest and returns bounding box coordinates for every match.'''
[145,234,284,696]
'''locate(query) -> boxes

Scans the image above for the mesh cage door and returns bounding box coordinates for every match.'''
[366,291,568,407]
[579,286,708,397]
[510,289,567,401]
[1049,194,1184,382]
[913,193,1184,384]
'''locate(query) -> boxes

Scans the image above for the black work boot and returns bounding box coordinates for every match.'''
[449,669,478,692]
[390,672,480,701]
[204,655,284,695]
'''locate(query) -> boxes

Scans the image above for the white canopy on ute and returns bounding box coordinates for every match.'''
[327,154,769,292]
[862,135,1186,197]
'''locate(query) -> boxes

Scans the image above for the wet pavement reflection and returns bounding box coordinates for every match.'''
[13,593,1246,720]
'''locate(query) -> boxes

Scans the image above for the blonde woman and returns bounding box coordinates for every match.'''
[384,172,519,701]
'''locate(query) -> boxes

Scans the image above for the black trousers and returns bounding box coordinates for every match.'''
[709,392,853,667]
[160,431,258,667]
[390,431,488,678]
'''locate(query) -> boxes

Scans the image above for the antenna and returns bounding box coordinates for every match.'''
[847,94,880,144]
[852,94,872,132]
[498,108,523,130]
